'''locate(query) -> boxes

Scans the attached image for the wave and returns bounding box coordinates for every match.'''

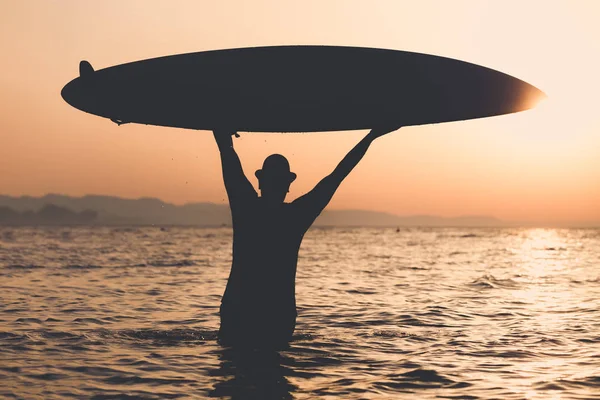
[5,264,45,269]
[373,368,465,390]
[371,329,412,338]
[14,318,43,324]
[99,328,219,343]
[64,264,103,269]
[73,317,111,325]
[469,274,520,289]
[5,260,205,269]
[101,375,195,385]
[535,375,600,390]
[146,260,196,267]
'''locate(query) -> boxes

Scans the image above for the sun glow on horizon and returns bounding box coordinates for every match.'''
[0,1,599,225]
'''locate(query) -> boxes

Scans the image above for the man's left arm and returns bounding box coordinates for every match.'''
[293,125,402,219]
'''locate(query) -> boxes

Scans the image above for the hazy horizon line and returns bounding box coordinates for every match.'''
[0,192,501,219]
[1,192,598,228]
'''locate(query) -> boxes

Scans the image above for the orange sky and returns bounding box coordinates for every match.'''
[1,1,599,225]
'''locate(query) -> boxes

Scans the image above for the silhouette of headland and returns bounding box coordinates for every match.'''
[0,195,506,227]
[0,204,96,225]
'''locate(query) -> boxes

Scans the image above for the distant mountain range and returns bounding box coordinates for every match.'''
[0,203,98,225]
[0,194,508,227]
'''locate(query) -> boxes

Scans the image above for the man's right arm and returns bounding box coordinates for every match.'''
[213,130,257,203]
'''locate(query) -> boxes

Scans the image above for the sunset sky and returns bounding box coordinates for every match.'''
[1,1,598,225]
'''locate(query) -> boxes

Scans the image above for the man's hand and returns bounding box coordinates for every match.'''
[366,124,403,140]
[213,129,238,149]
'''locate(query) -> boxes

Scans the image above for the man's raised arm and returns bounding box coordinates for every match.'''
[213,129,257,203]
[293,125,402,217]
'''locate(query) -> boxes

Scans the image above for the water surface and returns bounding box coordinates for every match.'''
[1,226,599,399]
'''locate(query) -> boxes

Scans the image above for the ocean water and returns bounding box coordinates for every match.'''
[1,226,599,399]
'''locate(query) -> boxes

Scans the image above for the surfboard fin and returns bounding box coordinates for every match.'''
[79,61,95,78]
[110,118,129,126]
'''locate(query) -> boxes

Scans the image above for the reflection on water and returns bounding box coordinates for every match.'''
[210,348,298,399]
[0,226,599,399]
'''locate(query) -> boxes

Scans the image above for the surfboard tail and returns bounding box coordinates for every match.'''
[79,61,95,78]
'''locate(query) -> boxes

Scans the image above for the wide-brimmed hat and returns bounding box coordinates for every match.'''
[255,154,297,182]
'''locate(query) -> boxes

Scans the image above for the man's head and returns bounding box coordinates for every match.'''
[255,154,296,202]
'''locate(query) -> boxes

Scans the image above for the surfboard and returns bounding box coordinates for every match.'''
[61,46,545,132]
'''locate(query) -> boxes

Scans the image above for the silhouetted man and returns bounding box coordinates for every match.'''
[213,126,400,348]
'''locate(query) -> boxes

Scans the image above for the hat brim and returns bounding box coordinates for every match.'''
[255,169,297,183]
